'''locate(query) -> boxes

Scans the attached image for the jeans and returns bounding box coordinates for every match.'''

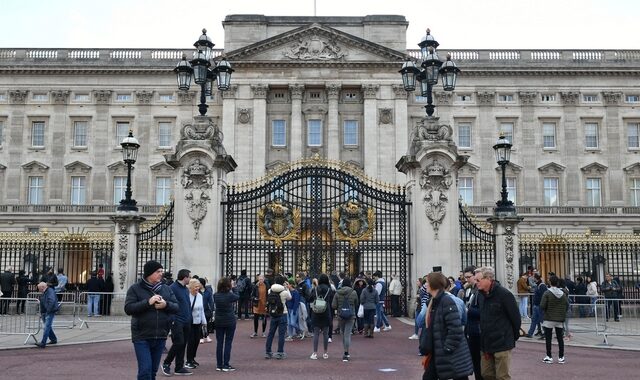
[0,293,10,314]
[186,324,202,364]
[312,325,329,353]
[265,314,287,354]
[133,339,166,380]
[519,295,529,318]
[237,297,250,319]
[338,318,355,353]
[415,303,426,335]
[41,313,58,345]
[164,322,191,370]
[605,299,620,321]
[87,294,101,316]
[375,302,390,328]
[527,305,543,336]
[215,324,236,368]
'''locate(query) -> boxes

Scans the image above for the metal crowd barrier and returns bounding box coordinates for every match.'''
[595,298,640,345]
[76,292,129,329]
[0,298,41,344]
[27,292,77,329]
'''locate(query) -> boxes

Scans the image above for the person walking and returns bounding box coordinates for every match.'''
[213,277,239,372]
[124,260,178,380]
[162,269,193,376]
[86,271,104,317]
[35,280,59,348]
[16,270,31,315]
[540,275,569,364]
[309,274,332,360]
[475,266,521,380]
[332,277,359,362]
[250,274,269,338]
[360,278,379,338]
[601,273,621,322]
[526,274,547,338]
[0,267,16,315]
[373,271,391,332]
[462,266,483,380]
[185,279,206,370]
[264,275,292,360]
[389,273,403,317]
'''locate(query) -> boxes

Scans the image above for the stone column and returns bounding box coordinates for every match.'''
[221,86,237,181]
[476,91,497,205]
[251,84,268,178]
[603,92,623,204]
[393,84,409,184]
[488,214,523,294]
[6,91,28,202]
[560,91,580,205]
[50,90,69,203]
[289,84,304,161]
[517,92,537,206]
[111,214,145,291]
[363,84,379,178]
[92,90,113,203]
[326,83,341,160]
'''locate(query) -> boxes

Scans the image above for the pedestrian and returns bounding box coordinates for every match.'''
[213,276,239,371]
[285,279,302,341]
[540,275,569,364]
[102,272,115,315]
[198,277,214,344]
[55,268,67,302]
[352,277,367,334]
[462,266,483,380]
[526,273,547,338]
[410,277,429,340]
[309,274,332,360]
[236,269,252,320]
[419,272,473,380]
[601,273,621,322]
[35,281,59,348]
[574,277,588,318]
[389,273,403,317]
[332,277,359,362]
[16,270,31,315]
[516,272,530,319]
[360,278,379,338]
[250,274,269,338]
[185,278,206,370]
[162,269,193,376]
[86,271,104,317]
[372,270,391,332]
[0,267,16,314]
[124,260,178,380]
[475,266,521,380]
[585,276,598,317]
[264,275,292,360]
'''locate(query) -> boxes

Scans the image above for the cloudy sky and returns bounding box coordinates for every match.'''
[1,0,637,49]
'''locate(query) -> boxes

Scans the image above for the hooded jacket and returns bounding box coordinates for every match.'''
[540,286,569,322]
[332,285,359,320]
[268,283,292,314]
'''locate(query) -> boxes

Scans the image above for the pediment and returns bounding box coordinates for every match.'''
[580,162,607,175]
[266,160,288,172]
[538,162,566,174]
[21,161,49,173]
[460,162,480,175]
[494,162,523,174]
[107,161,128,172]
[64,161,92,173]
[624,162,640,175]
[150,161,175,173]
[225,23,406,64]
[0,163,5,170]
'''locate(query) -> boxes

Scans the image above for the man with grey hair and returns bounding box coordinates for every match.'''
[475,266,520,380]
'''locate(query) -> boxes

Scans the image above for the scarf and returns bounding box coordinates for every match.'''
[142,278,163,294]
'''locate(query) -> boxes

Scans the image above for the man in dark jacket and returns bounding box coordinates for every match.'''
[475,266,521,380]
[35,281,59,348]
[463,266,483,380]
[526,273,547,338]
[125,260,179,379]
[601,273,621,322]
[0,267,16,314]
[161,268,193,376]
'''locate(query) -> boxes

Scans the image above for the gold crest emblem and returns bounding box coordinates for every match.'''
[332,198,375,248]
[257,198,301,248]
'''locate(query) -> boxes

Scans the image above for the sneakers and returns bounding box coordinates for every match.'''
[216,367,223,371]
[373,327,381,333]
[199,339,204,344]
[408,334,419,340]
[274,352,287,360]
[264,352,273,359]
[250,332,258,338]
[205,336,212,343]
[310,353,318,360]
[285,336,293,342]
[322,353,329,359]
[35,342,46,349]
[262,333,267,338]
[174,368,192,376]
[342,355,349,362]
[383,325,392,331]
[328,338,332,343]
[161,364,172,376]
[184,363,196,369]
[222,366,236,372]
[542,356,553,364]
[558,357,565,364]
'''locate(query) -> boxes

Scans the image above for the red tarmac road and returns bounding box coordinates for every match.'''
[0,318,635,380]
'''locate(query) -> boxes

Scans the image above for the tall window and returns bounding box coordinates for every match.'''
[28,176,44,205]
[628,122,640,149]
[155,177,172,205]
[308,119,322,146]
[631,178,640,206]
[0,120,4,146]
[585,123,599,148]
[542,122,556,149]
[458,123,471,148]
[543,177,559,206]
[113,176,126,204]
[586,178,601,206]
[500,122,514,144]
[458,177,473,205]
[116,122,130,146]
[272,120,286,147]
[32,121,45,147]
[507,177,517,203]
[73,121,88,147]
[158,122,171,148]
[343,120,358,146]
[70,176,86,205]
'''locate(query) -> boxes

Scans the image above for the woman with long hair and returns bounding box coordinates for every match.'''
[250,274,269,338]
[185,278,206,369]
[213,277,239,372]
[359,278,379,338]
[309,273,332,359]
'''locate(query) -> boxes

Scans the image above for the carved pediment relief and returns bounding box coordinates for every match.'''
[581,162,608,175]
[107,161,128,174]
[459,162,480,176]
[623,163,640,176]
[0,163,7,170]
[302,104,328,115]
[150,161,175,175]
[494,162,523,174]
[266,160,289,172]
[22,161,49,173]
[538,162,566,175]
[64,161,92,173]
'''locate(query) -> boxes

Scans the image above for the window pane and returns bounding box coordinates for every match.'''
[586,178,601,206]
[344,120,358,146]
[32,121,45,147]
[631,178,640,206]
[506,177,517,203]
[544,177,558,206]
[0,120,4,146]
[543,123,556,148]
[71,176,86,205]
[158,122,171,147]
[113,176,126,204]
[308,119,322,146]
[28,176,44,205]
[628,123,640,148]
[116,122,129,145]
[500,123,514,144]
[272,120,286,147]
[458,124,471,148]
[585,123,598,148]
[155,177,172,205]
[458,177,473,205]
[74,121,88,147]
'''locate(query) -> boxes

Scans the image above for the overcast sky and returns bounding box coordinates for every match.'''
[1,0,637,49]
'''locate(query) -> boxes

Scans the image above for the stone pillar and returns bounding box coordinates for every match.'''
[603,92,623,204]
[363,84,379,177]
[289,84,304,161]
[221,86,237,181]
[517,92,537,206]
[397,116,467,280]
[251,84,268,178]
[488,215,523,294]
[476,91,497,205]
[560,91,580,205]
[393,85,408,184]
[326,83,341,160]
[50,90,69,203]
[111,214,145,291]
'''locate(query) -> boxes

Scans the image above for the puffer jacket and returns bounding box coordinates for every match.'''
[332,286,359,320]
[540,287,569,322]
[359,286,379,310]
[420,290,473,379]
[124,280,179,341]
[477,281,521,354]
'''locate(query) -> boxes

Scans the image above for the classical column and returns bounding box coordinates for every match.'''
[603,92,623,204]
[6,91,27,202]
[560,91,580,205]
[393,84,409,184]
[326,83,341,160]
[488,215,523,294]
[92,90,112,203]
[517,92,537,206]
[363,84,379,177]
[289,84,304,161]
[476,91,497,205]
[111,214,145,291]
[49,90,69,203]
[221,85,237,182]
[252,84,268,178]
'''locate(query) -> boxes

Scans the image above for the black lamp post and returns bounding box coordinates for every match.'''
[493,135,516,214]
[174,29,234,116]
[399,29,460,116]
[117,130,140,212]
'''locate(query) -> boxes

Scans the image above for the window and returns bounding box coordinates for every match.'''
[113,176,126,204]
[542,122,556,149]
[308,119,322,146]
[458,177,473,205]
[628,122,640,148]
[116,94,132,102]
[507,177,517,203]
[159,94,174,102]
[116,121,130,146]
[31,121,45,147]
[543,177,559,206]
[74,94,90,102]
[458,123,471,148]
[27,227,40,234]
[28,176,44,205]
[32,93,48,101]
[0,120,4,146]
[500,122,514,144]
[155,177,172,205]
[273,92,285,99]
[272,120,286,147]
[0,93,6,102]
[626,95,640,103]
[498,94,514,102]
[73,121,88,147]
[541,94,556,102]
[70,176,86,205]
[415,95,428,103]
[585,122,599,148]
[158,122,171,148]
[631,178,640,206]
[586,178,601,206]
[344,92,358,100]
[343,120,358,146]
[583,94,599,102]
[309,92,321,99]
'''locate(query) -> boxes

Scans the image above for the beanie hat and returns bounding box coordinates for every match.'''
[143,260,163,278]
[342,278,352,288]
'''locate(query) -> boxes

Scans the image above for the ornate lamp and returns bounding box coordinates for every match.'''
[117,130,140,212]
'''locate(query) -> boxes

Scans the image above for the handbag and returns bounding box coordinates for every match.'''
[201,324,208,337]
[357,304,364,318]
[207,313,216,333]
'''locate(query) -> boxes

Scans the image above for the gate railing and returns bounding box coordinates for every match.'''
[136,202,174,277]
[459,203,496,271]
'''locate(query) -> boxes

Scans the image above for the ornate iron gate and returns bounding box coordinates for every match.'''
[223,158,410,314]
[136,202,174,276]
[459,203,496,272]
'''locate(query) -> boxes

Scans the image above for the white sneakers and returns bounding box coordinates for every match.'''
[310,353,318,360]
[383,325,392,331]
[558,357,565,364]
[408,334,419,340]
[373,327,381,333]
[542,356,553,364]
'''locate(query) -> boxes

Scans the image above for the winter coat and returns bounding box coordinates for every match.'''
[169,281,192,324]
[124,280,179,341]
[532,282,548,306]
[601,280,621,299]
[420,290,473,379]
[388,278,402,296]
[252,281,268,315]
[0,270,15,294]
[332,286,359,320]
[464,287,481,337]
[39,286,58,315]
[540,287,569,322]
[310,284,332,327]
[268,283,292,315]
[517,276,530,294]
[213,289,240,327]
[477,281,521,354]
[359,286,379,310]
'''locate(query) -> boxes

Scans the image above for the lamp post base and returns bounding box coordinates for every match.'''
[117,200,138,212]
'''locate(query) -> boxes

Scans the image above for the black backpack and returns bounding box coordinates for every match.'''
[338,291,354,319]
[267,290,284,317]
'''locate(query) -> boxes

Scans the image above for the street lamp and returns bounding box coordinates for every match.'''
[399,29,460,117]
[117,130,140,212]
[493,135,516,215]
[174,29,235,116]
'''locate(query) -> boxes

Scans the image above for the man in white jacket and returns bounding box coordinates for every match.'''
[388,274,403,317]
[264,275,292,359]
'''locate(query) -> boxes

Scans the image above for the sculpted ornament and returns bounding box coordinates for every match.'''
[181,159,213,190]
[283,33,345,60]
[181,119,216,141]
[332,198,375,248]
[419,160,453,239]
[504,225,515,289]
[185,190,210,240]
[379,108,393,125]
[413,117,453,143]
[257,198,301,248]
[238,108,251,124]
[118,235,128,290]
